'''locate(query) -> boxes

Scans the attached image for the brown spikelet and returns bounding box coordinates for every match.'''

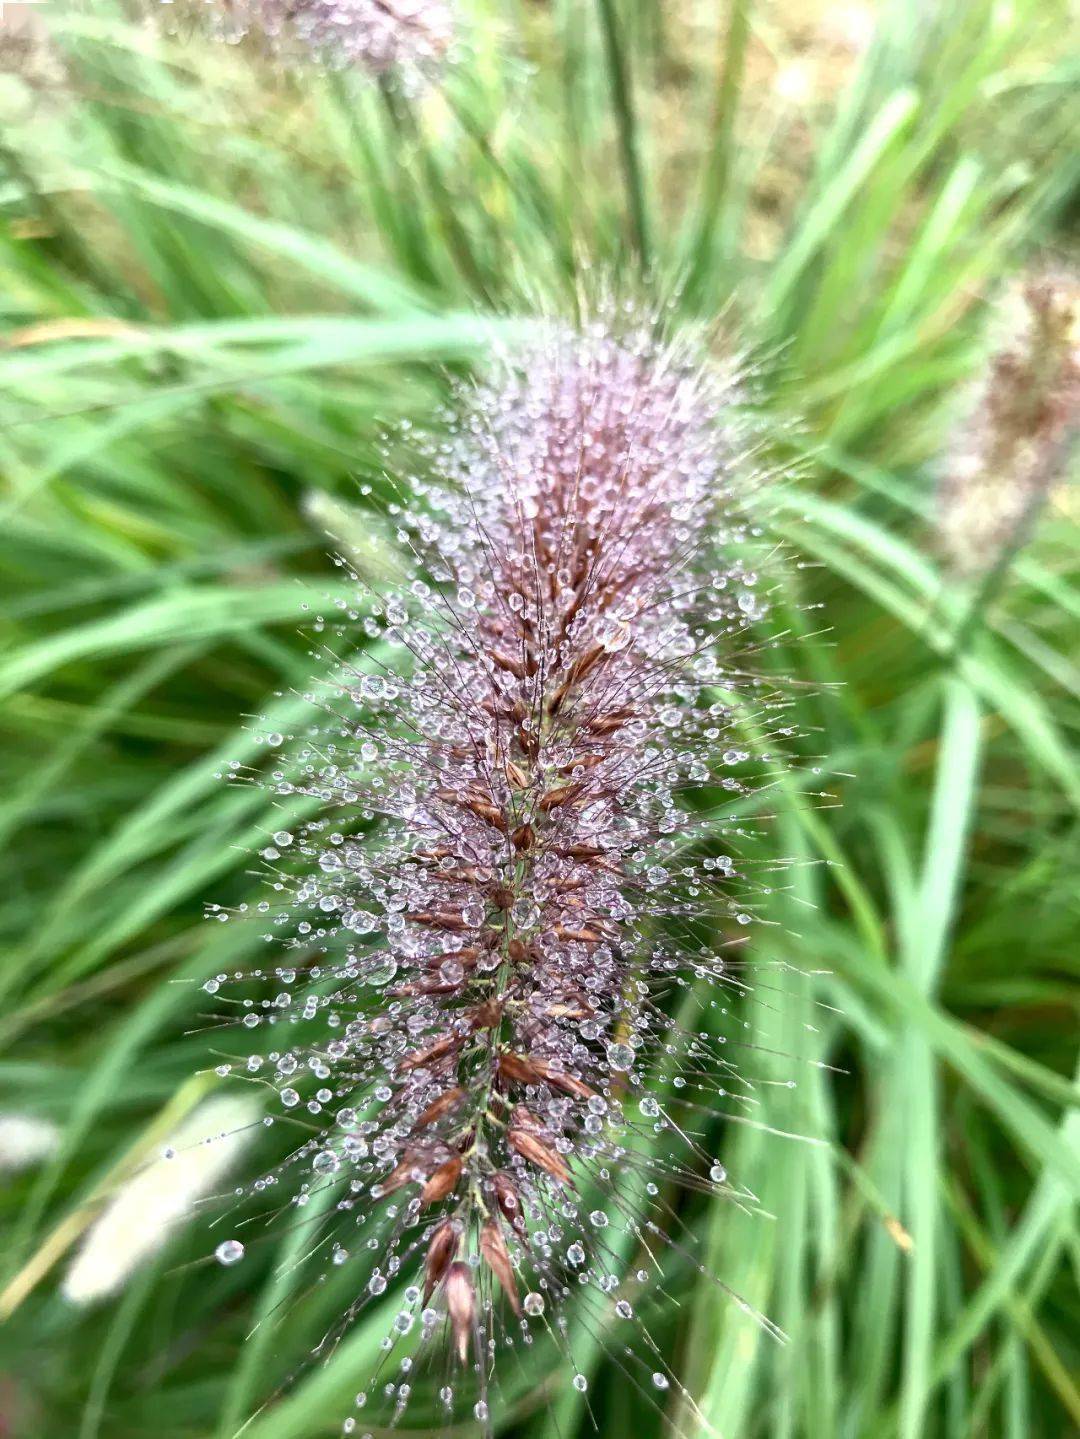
[537,784,580,813]
[374,1152,424,1197]
[517,727,539,759]
[504,761,529,789]
[544,1000,593,1021]
[561,753,606,773]
[554,923,603,944]
[467,799,507,831]
[434,788,507,831]
[548,843,601,862]
[508,1104,543,1133]
[565,643,608,686]
[414,846,454,863]
[430,866,485,886]
[469,998,503,1030]
[585,708,633,734]
[429,946,478,968]
[480,1220,521,1315]
[423,1219,460,1304]
[507,1126,571,1184]
[532,1059,596,1100]
[390,978,460,998]
[489,1171,525,1232]
[420,1154,463,1206]
[489,649,522,677]
[497,1051,543,1086]
[412,1086,466,1132]
[407,910,471,931]
[398,1033,462,1073]
[445,1261,475,1364]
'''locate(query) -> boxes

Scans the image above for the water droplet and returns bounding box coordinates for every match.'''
[215,1239,245,1266]
[365,956,398,986]
[606,1042,634,1071]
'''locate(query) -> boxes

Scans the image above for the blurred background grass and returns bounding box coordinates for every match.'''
[0,1,1077,1435]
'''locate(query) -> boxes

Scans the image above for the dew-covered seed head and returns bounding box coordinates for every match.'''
[200,318,811,1427]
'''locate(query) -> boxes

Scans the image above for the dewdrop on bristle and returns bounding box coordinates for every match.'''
[202,319,819,1428]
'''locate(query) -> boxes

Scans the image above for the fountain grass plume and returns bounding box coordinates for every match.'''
[938,267,1079,579]
[201,317,818,1430]
[189,0,457,79]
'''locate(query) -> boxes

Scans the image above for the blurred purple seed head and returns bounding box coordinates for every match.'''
[186,0,456,79]
[938,267,1079,578]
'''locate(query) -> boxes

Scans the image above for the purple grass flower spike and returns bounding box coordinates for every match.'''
[204,319,810,1430]
[938,267,1079,578]
[208,0,456,78]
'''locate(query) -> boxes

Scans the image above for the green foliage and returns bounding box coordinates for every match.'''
[0,1,1076,1435]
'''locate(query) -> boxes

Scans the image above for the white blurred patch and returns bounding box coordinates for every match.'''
[0,1112,60,1174]
[61,1092,260,1306]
